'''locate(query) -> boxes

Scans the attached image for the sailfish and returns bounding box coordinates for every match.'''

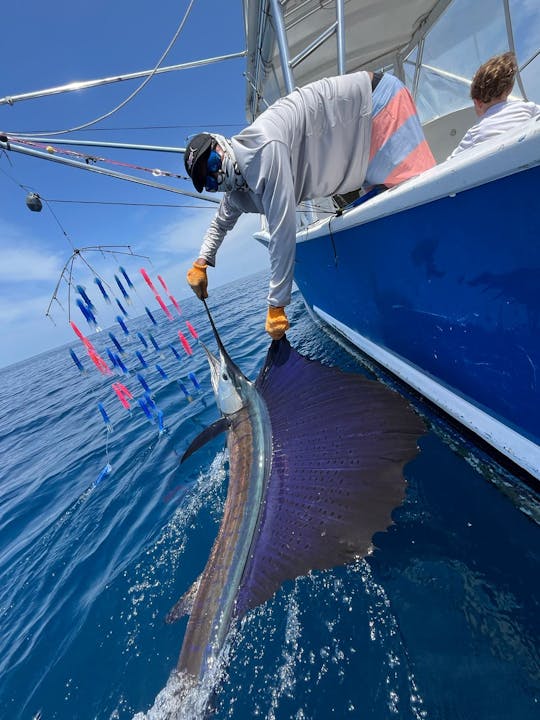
[167,300,425,699]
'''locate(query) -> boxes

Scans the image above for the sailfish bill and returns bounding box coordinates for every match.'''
[168,299,426,697]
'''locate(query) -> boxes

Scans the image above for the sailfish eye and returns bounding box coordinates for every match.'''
[222,373,229,381]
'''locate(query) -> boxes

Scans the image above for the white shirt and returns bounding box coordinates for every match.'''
[450,99,540,158]
[198,72,373,307]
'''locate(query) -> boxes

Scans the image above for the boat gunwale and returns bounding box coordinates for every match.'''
[276,117,540,244]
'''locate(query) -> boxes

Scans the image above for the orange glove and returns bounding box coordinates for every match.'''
[265,306,289,340]
[186,262,208,299]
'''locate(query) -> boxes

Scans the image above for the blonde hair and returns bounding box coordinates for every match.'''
[470,52,517,103]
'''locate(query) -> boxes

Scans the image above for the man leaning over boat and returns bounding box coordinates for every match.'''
[184,70,435,339]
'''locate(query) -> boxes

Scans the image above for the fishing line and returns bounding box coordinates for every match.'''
[14,0,197,138]
[2,154,334,219]
[12,122,245,136]
[45,196,339,214]
[64,122,243,132]
[42,197,77,251]
[0,158,100,321]
[44,198,215,208]
[0,155,36,193]
[0,148,15,170]
[328,214,339,266]
[297,202,337,215]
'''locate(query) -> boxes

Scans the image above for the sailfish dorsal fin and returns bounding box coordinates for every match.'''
[235,337,425,618]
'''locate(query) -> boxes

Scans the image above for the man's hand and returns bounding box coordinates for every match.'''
[186,261,208,299]
[265,306,289,340]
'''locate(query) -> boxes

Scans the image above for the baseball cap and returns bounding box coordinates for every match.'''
[184,133,213,192]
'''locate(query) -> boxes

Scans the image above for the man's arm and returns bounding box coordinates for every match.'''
[198,193,243,267]
[254,141,297,339]
[187,194,243,299]
[257,141,297,308]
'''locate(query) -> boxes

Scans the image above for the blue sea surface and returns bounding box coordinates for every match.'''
[0,271,538,719]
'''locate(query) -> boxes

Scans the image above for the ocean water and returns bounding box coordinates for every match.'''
[0,271,538,720]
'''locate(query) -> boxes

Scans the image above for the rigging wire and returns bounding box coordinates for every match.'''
[44,198,215,208]
[42,196,337,214]
[18,122,244,134]
[1,151,339,216]
[0,154,33,192]
[19,0,197,138]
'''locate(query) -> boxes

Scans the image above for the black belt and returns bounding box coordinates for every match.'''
[371,71,383,92]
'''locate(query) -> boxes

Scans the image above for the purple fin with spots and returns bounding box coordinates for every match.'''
[235,337,426,618]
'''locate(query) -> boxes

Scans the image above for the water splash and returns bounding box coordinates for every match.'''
[127,452,228,719]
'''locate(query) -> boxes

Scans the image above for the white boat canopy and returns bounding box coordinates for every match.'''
[243,0,540,160]
[243,0,453,119]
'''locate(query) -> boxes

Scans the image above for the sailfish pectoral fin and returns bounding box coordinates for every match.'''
[166,576,202,624]
[180,418,229,463]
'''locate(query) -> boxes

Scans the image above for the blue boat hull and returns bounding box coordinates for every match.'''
[294,163,540,478]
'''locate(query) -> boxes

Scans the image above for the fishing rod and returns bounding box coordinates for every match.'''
[0,51,247,107]
[0,138,220,202]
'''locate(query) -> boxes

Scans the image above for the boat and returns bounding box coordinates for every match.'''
[244,0,540,482]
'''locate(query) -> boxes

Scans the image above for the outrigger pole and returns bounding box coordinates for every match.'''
[0,138,219,203]
[9,137,187,154]
[0,51,246,107]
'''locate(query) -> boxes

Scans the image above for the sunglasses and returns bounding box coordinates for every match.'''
[205,149,222,192]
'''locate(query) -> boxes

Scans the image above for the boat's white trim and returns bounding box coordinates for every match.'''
[314,306,540,480]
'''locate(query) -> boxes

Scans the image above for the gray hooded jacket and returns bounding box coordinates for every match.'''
[198,71,372,307]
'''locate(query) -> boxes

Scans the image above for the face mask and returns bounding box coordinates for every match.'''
[205,149,222,192]
[205,175,219,192]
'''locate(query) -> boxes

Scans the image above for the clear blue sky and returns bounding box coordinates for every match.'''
[0,0,267,367]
